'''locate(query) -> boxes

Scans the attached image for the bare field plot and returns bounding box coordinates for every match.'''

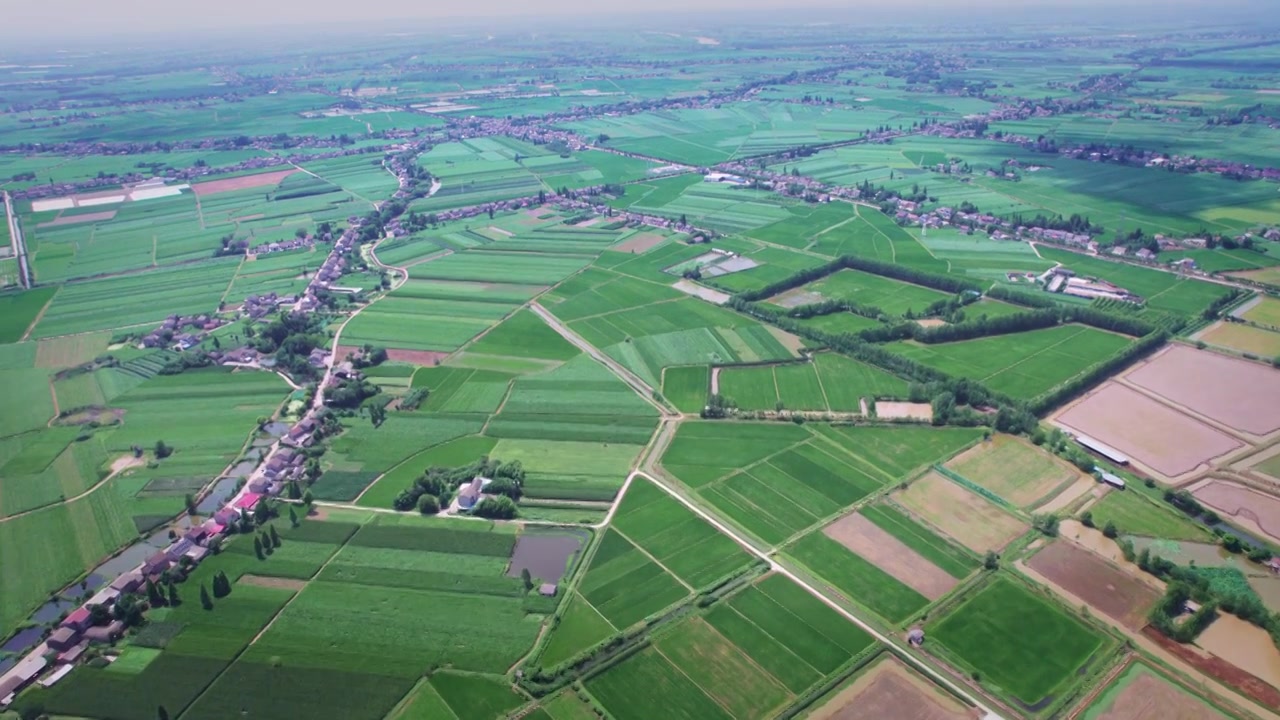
[809,656,976,720]
[1053,383,1245,477]
[1191,479,1280,542]
[1196,322,1280,359]
[190,169,297,196]
[822,514,958,600]
[1026,541,1159,629]
[895,472,1028,553]
[1125,345,1280,436]
[1080,661,1229,720]
[945,435,1079,508]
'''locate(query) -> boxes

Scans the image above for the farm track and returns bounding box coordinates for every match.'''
[529,301,675,417]
[627,468,1007,720]
[0,455,142,524]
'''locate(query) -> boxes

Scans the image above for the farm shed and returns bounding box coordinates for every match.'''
[37,664,74,688]
[0,655,47,707]
[1075,435,1129,465]
[83,621,125,644]
[1099,472,1126,489]
[539,583,558,597]
[46,627,80,652]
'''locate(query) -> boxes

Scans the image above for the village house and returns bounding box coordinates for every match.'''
[45,627,81,652]
[142,551,172,576]
[60,608,93,633]
[83,621,125,644]
[456,478,486,511]
[110,571,144,595]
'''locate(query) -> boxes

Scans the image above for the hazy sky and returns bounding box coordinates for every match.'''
[1,0,1271,43]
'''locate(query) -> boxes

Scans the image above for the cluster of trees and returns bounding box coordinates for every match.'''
[248,312,328,380]
[210,571,233,599]
[398,387,429,411]
[392,456,526,515]
[157,351,215,375]
[1148,581,1218,643]
[327,377,381,410]
[1011,212,1103,236]
[474,495,518,519]
[252,524,283,560]
[1201,288,1245,321]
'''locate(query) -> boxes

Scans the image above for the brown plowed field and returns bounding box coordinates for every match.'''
[191,169,297,196]
[809,657,977,720]
[895,471,1028,553]
[1126,345,1280,435]
[385,349,450,365]
[614,232,667,253]
[1192,480,1280,542]
[1027,541,1159,629]
[1054,383,1244,477]
[1143,626,1280,709]
[1087,668,1226,720]
[823,514,957,600]
[36,210,117,228]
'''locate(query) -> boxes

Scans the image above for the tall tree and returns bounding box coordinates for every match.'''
[199,583,213,611]
[166,582,180,607]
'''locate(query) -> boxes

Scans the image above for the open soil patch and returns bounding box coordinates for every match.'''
[895,471,1027,553]
[770,288,826,309]
[1084,663,1228,720]
[385,348,450,365]
[191,169,297,197]
[1142,626,1280,709]
[875,401,932,421]
[614,232,666,254]
[1124,345,1280,436]
[1053,383,1244,478]
[809,656,977,720]
[1191,479,1280,543]
[37,210,117,228]
[823,514,957,600]
[1027,541,1159,629]
[239,574,307,591]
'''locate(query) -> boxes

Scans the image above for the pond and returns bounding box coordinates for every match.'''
[506,530,589,584]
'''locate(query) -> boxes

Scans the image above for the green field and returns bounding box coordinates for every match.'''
[885,325,1133,399]
[1088,489,1213,541]
[662,365,710,413]
[662,422,980,546]
[861,504,977,578]
[932,578,1107,706]
[0,287,56,343]
[788,532,930,622]
[777,267,951,317]
[586,573,874,720]
[717,354,908,412]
